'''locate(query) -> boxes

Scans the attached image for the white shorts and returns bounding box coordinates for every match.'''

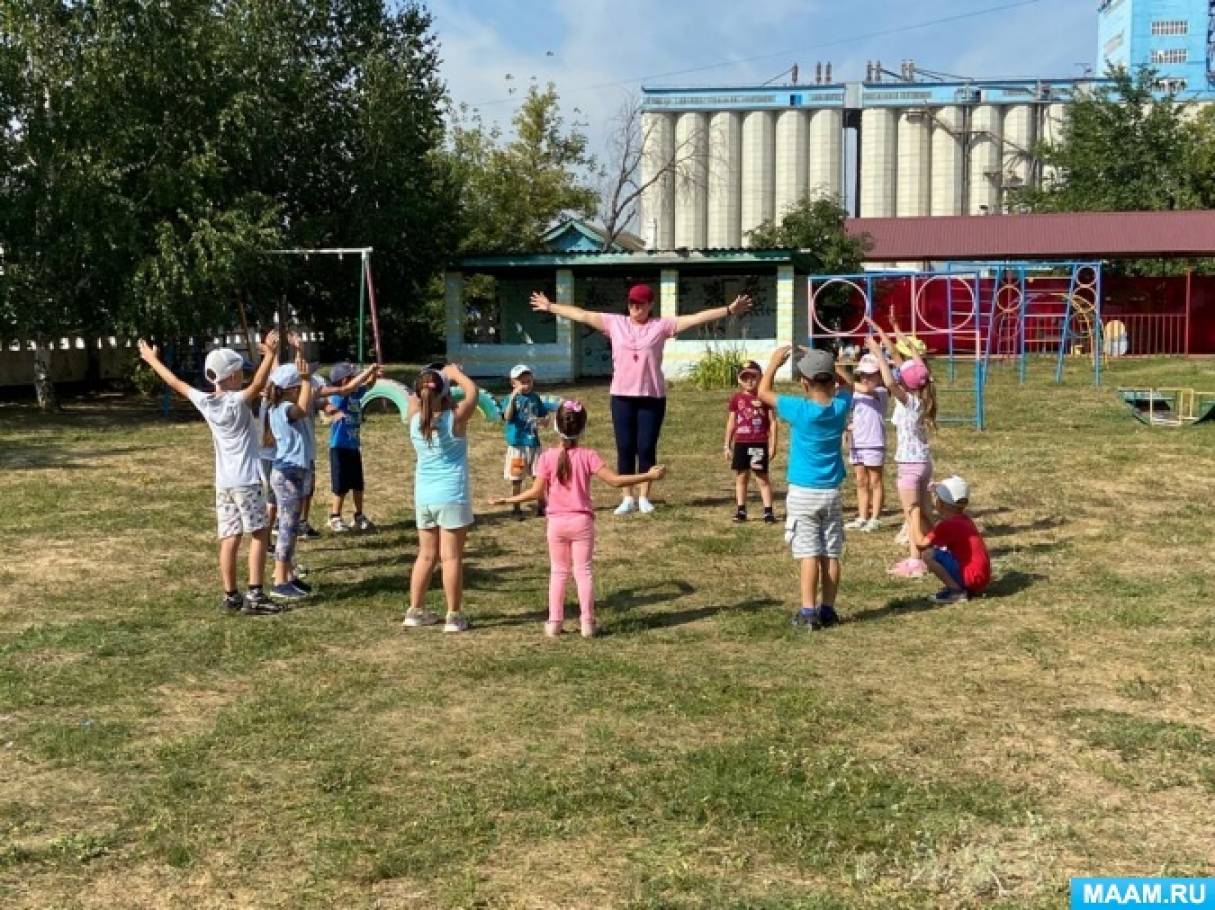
[504,446,541,482]
[416,502,475,531]
[216,484,269,540]
[784,485,844,559]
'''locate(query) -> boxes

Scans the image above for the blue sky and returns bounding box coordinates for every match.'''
[432,0,1097,157]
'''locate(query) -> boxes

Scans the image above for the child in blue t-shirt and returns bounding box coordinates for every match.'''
[501,364,554,519]
[757,345,853,631]
[324,361,382,532]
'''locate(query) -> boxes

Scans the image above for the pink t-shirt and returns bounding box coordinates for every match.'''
[536,446,606,517]
[602,313,678,398]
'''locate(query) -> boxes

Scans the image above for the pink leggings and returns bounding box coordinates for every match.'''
[547,513,596,623]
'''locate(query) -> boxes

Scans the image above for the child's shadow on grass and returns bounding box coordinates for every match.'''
[849,570,1043,624]
[980,515,1066,538]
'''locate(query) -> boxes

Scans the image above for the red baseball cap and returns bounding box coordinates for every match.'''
[627,284,655,306]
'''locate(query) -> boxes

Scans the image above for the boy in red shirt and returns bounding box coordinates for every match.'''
[908,475,991,603]
[723,360,779,524]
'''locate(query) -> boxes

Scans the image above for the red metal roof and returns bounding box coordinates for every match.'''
[847,210,1215,261]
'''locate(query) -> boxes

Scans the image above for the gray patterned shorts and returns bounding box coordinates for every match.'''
[216,484,269,540]
[784,485,844,559]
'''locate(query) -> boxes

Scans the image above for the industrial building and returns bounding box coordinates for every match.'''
[638,0,1215,247]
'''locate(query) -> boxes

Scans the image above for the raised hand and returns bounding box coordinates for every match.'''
[529,291,553,313]
[259,329,280,357]
[294,350,309,376]
[729,295,754,316]
[137,339,159,364]
[287,330,303,350]
[767,345,793,369]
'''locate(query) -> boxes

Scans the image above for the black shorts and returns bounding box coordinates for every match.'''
[732,442,770,474]
[329,447,365,495]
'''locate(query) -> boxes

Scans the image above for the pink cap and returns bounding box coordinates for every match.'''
[627,284,655,306]
[898,358,930,391]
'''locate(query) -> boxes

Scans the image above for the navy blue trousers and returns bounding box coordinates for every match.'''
[610,395,667,476]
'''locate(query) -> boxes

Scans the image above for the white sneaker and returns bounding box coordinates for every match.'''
[894,523,910,547]
[844,516,868,530]
[614,498,637,516]
[862,518,881,532]
[637,498,656,514]
[328,516,350,533]
[353,513,376,532]
[443,612,469,633]
[402,608,440,628]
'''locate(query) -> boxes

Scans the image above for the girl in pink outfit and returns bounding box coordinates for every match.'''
[489,401,666,637]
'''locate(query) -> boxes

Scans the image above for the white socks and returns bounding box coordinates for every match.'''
[637,497,655,514]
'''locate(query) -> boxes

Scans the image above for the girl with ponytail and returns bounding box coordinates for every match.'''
[405,363,480,633]
[490,400,666,638]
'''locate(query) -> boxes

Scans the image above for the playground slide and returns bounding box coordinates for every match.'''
[1116,388,1215,427]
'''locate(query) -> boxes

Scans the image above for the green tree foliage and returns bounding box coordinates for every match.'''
[1018,66,1203,213]
[747,194,871,273]
[0,0,454,387]
[448,84,599,254]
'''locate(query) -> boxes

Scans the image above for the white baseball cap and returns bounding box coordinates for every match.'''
[510,364,533,379]
[269,363,302,388]
[204,348,250,384]
[857,353,882,374]
[935,475,970,505]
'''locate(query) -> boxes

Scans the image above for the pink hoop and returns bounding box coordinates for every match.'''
[809,277,870,337]
[911,275,978,334]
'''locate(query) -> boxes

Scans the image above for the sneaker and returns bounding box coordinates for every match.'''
[290,577,313,594]
[328,515,350,533]
[791,606,820,628]
[242,589,283,615]
[443,612,469,633]
[763,510,777,525]
[352,513,376,532]
[931,588,969,605]
[402,607,440,628]
[268,583,306,604]
[894,523,910,547]
[614,498,637,516]
[580,620,597,638]
[888,558,928,579]
[298,521,321,540]
[220,593,244,613]
[817,604,841,629]
[844,516,868,530]
[544,620,563,637]
[733,508,748,523]
[637,498,656,514]
[861,518,882,533]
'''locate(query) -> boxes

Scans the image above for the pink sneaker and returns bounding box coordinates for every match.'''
[888,558,927,578]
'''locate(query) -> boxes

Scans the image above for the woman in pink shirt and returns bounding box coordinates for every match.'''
[530,283,751,514]
[490,401,666,637]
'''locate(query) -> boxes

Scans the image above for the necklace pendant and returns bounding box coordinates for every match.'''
[633,353,639,362]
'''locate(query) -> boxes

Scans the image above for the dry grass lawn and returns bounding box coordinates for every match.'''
[2,355,1215,908]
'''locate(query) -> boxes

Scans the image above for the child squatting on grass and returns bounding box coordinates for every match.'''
[405,363,479,634]
[905,475,992,604]
[138,330,283,615]
[489,400,666,638]
[723,359,778,524]
[757,344,853,631]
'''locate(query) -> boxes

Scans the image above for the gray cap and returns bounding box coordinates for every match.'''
[796,348,836,380]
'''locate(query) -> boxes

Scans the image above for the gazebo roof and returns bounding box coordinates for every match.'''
[455,247,813,274]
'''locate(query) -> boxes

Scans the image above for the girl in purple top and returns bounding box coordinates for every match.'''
[844,353,890,533]
[530,283,751,515]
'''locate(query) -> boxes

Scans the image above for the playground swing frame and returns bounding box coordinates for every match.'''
[266,247,384,366]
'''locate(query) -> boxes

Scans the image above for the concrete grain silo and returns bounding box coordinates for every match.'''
[968,104,1003,214]
[860,107,897,217]
[740,111,775,237]
[774,110,809,218]
[1002,104,1037,193]
[673,112,708,249]
[896,110,931,217]
[639,111,675,249]
[706,111,743,247]
[930,105,965,216]
[808,108,844,202]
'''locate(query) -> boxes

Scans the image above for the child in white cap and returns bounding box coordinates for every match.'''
[264,353,317,602]
[906,475,991,603]
[843,352,889,533]
[501,364,554,520]
[137,331,282,615]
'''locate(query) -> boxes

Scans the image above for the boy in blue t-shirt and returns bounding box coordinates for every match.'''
[501,364,553,519]
[324,361,382,532]
[757,345,853,630]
